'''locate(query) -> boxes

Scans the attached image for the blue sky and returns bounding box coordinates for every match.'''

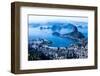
[28,15,88,24]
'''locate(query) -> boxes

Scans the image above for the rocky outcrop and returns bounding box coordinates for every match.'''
[52,32,60,36]
[51,23,85,41]
[61,31,85,40]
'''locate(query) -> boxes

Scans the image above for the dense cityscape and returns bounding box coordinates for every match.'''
[28,37,88,60]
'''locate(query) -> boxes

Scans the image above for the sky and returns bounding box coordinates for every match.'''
[28,15,88,24]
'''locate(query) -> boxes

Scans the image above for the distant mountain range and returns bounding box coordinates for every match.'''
[52,25,85,40]
[29,21,87,40]
[29,20,88,29]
